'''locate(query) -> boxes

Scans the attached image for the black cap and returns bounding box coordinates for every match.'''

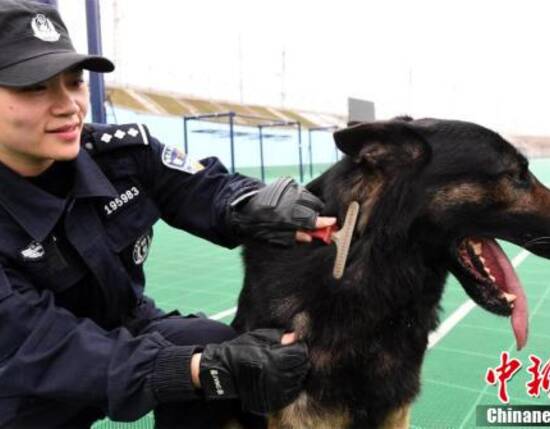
[0,0,114,87]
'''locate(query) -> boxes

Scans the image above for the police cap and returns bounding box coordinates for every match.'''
[0,0,114,87]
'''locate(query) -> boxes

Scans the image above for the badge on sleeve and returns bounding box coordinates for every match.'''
[161,146,204,174]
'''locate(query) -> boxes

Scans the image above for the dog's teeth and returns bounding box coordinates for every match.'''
[489,274,496,282]
[471,242,483,255]
[502,292,517,303]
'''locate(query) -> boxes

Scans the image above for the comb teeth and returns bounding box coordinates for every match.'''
[332,201,360,279]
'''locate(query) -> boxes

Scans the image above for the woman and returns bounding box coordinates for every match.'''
[0,1,335,428]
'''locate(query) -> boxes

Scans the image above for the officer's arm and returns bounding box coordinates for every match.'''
[0,265,202,421]
[139,137,261,248]
[137,134,333,248]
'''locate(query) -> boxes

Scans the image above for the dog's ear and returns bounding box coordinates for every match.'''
[333,120,428,173]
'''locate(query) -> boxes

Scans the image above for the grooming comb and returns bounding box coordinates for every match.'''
[307,201,360,279]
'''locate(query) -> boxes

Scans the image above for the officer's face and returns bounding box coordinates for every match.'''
[0,68,89,176]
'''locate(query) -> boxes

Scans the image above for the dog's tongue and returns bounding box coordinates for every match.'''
[481,239,528,350]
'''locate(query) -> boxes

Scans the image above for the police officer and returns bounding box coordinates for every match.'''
[0,1,336,428]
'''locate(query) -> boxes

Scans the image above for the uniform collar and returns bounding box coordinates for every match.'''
[73,148,118,199]
[0,149,117,241]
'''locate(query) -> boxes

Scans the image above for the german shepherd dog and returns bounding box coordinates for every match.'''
[232,117,550,428]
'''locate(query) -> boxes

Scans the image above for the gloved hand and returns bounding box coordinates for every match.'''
[229,177,324,246]
[199,329,310,415]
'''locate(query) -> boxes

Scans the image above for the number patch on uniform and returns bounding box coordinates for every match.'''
[104,187,140,216]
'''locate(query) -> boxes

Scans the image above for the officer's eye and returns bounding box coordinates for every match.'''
[71,78,85,88]
[66,70,85,88]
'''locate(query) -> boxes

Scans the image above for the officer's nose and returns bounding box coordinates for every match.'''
[50,83,80,117]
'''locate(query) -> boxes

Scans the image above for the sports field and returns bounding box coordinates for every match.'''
[95,158,550,429]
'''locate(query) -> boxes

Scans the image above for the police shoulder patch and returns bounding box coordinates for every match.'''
[82,123,151,154]
[161,146,204,174]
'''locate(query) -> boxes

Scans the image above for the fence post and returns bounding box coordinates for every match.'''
[229,112,236,174]
[258,125,266,182]
[297,122,304,183]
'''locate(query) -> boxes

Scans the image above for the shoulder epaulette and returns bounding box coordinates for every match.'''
[81,123,151,154]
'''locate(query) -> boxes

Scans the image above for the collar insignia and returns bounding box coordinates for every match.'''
[21,241,46,261]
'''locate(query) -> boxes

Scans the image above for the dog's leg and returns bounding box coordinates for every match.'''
[222,419,245,429]
[379,404,411,429]
[266,393,351,429]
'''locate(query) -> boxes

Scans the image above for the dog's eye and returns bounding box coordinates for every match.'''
[505,168,531,188]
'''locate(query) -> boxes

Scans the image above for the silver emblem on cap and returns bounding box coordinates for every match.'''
[31,14,60,42]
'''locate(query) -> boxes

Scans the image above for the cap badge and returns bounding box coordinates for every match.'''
[31,14,60,42]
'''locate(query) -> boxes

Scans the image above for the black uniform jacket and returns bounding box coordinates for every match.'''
[0,123,259,423]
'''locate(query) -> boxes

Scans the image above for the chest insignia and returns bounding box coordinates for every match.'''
[21,241,46,261]
[133,233,152,265]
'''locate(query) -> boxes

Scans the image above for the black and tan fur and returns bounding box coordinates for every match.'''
[232,117,550,428]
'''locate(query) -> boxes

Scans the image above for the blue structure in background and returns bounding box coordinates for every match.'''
[308,126,340,178]
[258,120,302,183]
[184,112,304,182]
[85,0,108,123]
[108,106,341,184]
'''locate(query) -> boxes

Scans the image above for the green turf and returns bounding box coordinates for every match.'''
[94,159,550,428]
[237,163,332,184]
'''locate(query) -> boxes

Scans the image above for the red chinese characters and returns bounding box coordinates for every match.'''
[485,352,522,403]
[526,355,550,398]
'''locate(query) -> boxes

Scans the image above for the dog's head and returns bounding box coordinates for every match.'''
[316,117,550,350]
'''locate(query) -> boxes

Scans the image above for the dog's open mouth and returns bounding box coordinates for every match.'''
[456,237,528,350]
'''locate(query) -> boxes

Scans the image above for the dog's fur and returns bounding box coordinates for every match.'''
[232,117,550,428]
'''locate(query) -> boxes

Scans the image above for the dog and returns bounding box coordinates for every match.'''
[231,117,550,428]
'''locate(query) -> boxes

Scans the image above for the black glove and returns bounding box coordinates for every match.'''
[199,329,310,415]
[230,177,324,246]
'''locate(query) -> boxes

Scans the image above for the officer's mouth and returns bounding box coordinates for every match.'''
[46,122,81,142]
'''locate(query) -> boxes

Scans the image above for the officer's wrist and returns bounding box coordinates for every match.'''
[191,353,202,389]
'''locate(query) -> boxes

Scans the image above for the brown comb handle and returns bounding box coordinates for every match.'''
[332,201,360,279]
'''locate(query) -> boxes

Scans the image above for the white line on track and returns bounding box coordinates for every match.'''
[210,306,237,321]
[428,249,531,349]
